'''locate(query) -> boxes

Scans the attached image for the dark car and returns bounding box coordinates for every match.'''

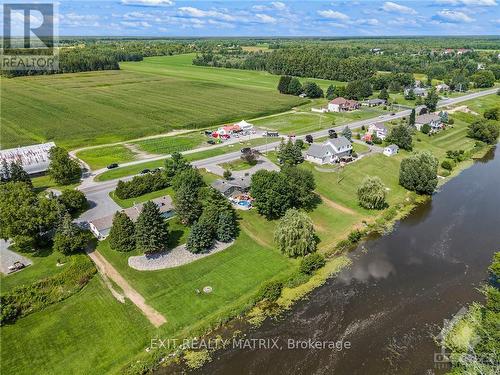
[391,112,396,116]
[240,147,251,154]
[107,163,119,169]
[207,139,216,145]
[140,169,150,174]
[152,168,162,173]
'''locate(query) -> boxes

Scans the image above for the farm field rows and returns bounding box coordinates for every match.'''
[0,54,310,150]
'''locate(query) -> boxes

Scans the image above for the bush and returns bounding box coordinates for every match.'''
[257,280,283,302]
[357,176,387,210]
[467,120,500,145]
[223,169,232,180]
[299,253,326,275]
[448,118,454,125]
[441,159,455,171]
[421,123,431,134]
[115,171,169,200]
[348,230,363,243]
[0,255,96,325]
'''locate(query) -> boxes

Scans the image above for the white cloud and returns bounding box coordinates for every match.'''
[177,7,235,21]
[60,13,100,27]
[256,14,277,24]
[388,17,419,27]
[434,9,475,22]
[121,0,174,6]
[435,0,497,5]
[382,2,417,15]
[356,18,380,26]
[271,2,287,10]
[120,20,152,28]
[317,10,350,21]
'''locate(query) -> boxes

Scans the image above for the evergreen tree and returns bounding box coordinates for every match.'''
[48,147,81,185]
[53,213,87,255]
[405,88,416,100]
[109,211,136,252]
[0,160,10,182]
[186,220,214,253]
[164,152,190,181]
[326,84,336,100]
[274,208,316,258]
[424,88,439,112]
[135,201,169,254]
[378,88,389,101]
[173,184,203,225]
[216,211,237,242]
[287,77,303,96]
[277,75,292,94]
[277,139,304,165]
[302,82,324,98]
[409,108,416,127]
[341,126,352,141]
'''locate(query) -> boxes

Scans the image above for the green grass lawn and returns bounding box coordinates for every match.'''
[31,174,79,194]
[96,137,271,182]
[0,54,307,150]
[220,158,255,171]
[76,145,138,170]
[353,142,370,154]
[110,186,174,208]
[0,278,154,375]
[133,132,206,155]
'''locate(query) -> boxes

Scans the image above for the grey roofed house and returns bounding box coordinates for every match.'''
[89,196,174,239]
[306,143,333,159]
[211,176,251,197]
[327,136,352,151]
[386,144,399,153]
[362,98,386,106]
[415,113,441,124]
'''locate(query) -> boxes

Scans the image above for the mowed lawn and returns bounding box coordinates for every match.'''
[0,54,306,150]
[1,278,154,375]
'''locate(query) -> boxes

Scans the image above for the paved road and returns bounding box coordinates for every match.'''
[76,87,498,222]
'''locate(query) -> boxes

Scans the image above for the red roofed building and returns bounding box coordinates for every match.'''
[328,97,360,112]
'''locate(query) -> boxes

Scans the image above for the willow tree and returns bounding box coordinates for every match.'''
[357,176,387,210]
[274,208,316,258]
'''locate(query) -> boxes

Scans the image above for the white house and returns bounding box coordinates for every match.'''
[305,136,352,165]
[327,97,360,112]
[404,87,428,97]
[415,113,443,132]
[436,83,450,92]
[367,122,388,140]
[383,144,399,157]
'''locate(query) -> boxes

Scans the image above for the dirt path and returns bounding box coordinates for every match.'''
[318,194,357,215]
[87,249,166,327]
[123,143,159,160]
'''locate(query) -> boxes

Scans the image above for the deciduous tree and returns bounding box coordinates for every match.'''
[399,151,438,195]
[274,208,316,258]
[357,176,387,209]
[48,147,81,185]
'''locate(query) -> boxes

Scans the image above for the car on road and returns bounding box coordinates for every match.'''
[140,169,150,174]
[207,139,216,145]
[241,147,251,154]
[107,163,119,169]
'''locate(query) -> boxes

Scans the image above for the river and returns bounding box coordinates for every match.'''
[192,146,500,375]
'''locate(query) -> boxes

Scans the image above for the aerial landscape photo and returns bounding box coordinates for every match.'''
[0,0,499,374]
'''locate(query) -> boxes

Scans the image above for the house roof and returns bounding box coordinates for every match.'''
[306,144,332,159]
[211,176,251,194]
[416,113,441,124]
[364,98,386,105]
[385,144,399,152]
[370,122,387,132]
[329,97,358,106]
[89,196,174,232]
[327,136,352,150]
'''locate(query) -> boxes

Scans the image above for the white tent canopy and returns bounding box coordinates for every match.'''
[235,120,253,130]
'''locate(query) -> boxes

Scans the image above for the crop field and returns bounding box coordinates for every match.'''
[134,132,206,155]
[0,54,309,150]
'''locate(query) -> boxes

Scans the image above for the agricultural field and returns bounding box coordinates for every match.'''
[0,54,311,150]
[76,144,138,170]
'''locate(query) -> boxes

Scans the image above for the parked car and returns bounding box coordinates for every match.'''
[263,131,279,137]
[8,261,26,272]
[241,147,251,154]
[204,130,213,136]
[107,163,119,169]
[207,139,216,145]
[140,169,150,174]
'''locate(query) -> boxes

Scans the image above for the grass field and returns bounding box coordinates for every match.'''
[220,158,255,171]
[76,145,138,170]
[134,132,206,155]
[0,54,309,150]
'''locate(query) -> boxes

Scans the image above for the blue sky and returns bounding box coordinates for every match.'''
[5,0,500,36]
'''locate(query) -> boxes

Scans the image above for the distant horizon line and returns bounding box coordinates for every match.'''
[49,34,500,39]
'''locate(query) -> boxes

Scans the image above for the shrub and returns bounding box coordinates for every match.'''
[441,159,455,171]
[223,169,232,180]
[348,230,363,243]
[115,171,169,200]
[257,280,283,302]
[448,118,454,125]
[299,253,326,275]
[0,255,96,325]
[59,189,88,214]
[421,123,431,134]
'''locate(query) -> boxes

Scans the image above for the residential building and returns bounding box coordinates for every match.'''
[415,113,443,132]
[404,87,427,97]
[383,144,399,157]
[436,83,450,92]
[328,97,360,112]
[305,136,352,165]
[367,122,388,140]
[361,98,386,107]
[211,176,251,198]
[89,196,174,239]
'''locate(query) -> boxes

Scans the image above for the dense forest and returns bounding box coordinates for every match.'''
[193,39,500,84]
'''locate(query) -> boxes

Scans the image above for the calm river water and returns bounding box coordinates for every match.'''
[192,146,500,375]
